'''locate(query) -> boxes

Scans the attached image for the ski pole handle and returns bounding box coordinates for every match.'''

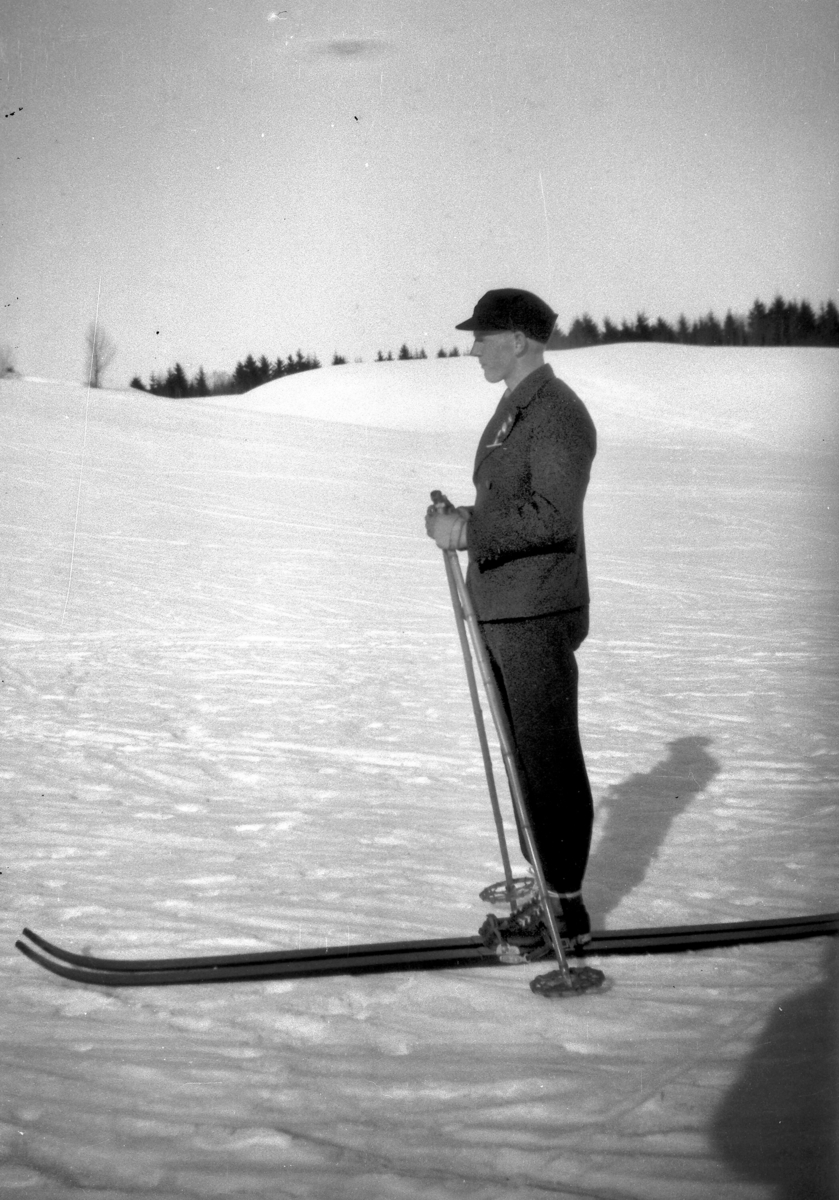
[430,489,454,513]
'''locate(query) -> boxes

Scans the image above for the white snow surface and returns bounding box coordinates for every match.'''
[1,346,837,1199]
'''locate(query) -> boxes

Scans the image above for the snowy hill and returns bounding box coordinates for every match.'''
[209,344,839,453]
[1,346,836,1198]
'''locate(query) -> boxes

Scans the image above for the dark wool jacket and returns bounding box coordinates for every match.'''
[465,363,596,622]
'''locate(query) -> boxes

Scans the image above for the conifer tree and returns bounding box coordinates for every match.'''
[653,317,676,342]
[568,315,600,347]
[791,300,817,345]
[765,295,788,345]
[816,300,839,344]
[166,363,189,398]
[694,311,723,346]
[747,300,768,346]
[722,311,746,346]
[633,312,653,341]
[233,356,257,392]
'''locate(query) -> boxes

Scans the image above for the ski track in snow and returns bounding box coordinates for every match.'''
[1,348,837,1199]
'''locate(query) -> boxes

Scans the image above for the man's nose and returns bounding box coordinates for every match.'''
[469,341,481,357]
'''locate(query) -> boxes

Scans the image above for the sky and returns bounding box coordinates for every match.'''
[1,0,838,386]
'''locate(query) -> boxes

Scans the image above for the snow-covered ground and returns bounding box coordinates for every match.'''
[1,346,836,1199]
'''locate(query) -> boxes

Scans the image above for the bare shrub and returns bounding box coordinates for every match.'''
[85,323,116,387]
[0,343,17,376]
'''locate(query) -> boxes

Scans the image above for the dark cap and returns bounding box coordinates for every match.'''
[455,288,557,343]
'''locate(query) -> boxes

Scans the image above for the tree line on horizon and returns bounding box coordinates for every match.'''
[130,343,458,398]
[130,294,838,399]
[554,295,839,349]
[131,349,323,399]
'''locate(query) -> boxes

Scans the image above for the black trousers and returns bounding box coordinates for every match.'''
[480,607,593,894]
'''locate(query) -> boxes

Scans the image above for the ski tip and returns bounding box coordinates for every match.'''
[18,928,51,954]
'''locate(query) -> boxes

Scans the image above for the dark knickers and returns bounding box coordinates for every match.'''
[480,606,593,894]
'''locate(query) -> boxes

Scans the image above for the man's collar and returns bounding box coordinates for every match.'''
[505,362,555,409]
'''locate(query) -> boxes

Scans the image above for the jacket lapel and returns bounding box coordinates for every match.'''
[473,397,517,475]
[472,365,554,477]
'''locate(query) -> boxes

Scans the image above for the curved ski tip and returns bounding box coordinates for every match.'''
[19,928,52,953]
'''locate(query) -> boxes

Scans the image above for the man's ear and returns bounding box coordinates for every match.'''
[512,330,530,355]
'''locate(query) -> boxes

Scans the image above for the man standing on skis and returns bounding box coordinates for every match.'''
[425,288,596,946]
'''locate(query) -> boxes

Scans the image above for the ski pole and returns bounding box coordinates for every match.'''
[440,546,575,985]
[431,493,517,905]
[429,492,604,996]
[439,546,518,910]
[429,489,575,980]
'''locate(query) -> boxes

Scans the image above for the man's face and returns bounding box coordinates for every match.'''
[469,330,518,385]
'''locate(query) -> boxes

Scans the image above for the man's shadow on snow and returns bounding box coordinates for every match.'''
[584,734,720,925]
[710,938,838,1200]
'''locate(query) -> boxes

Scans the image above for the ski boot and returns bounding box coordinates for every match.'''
[479,882,591,961]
